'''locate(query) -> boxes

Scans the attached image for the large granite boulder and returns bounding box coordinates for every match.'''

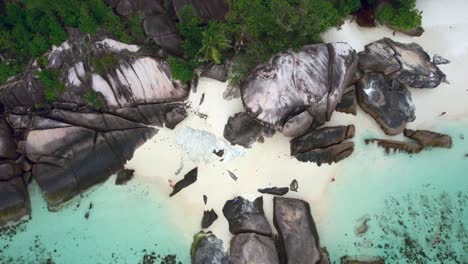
[191,231,229,264]
[173,0,230,21]
[274,197,323,264]
[106,0,165,17]
[222,196,272,236]
[290,125,355,165]
[357,73,415,135]
[404,129,452,148]
[230,233,279,264]
[223,112,275,148]
[241,43,357,137]
[336,86,357,115]
[0,177,30,226]
[143,15,183,56]
[358,38,446,88]
[0,119,18,160]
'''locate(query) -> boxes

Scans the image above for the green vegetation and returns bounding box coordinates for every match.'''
[91,54,120,76]
[167,56,197,83]
[83,90,105,110]
[376,0,422,31]
[37,69,66,102]
[334,0,362,16]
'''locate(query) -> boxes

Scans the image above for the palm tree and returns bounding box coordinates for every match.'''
[197,22,231,64]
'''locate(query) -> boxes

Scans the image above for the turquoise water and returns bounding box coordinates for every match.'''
[319,119,468,263]
[0,177,191,264]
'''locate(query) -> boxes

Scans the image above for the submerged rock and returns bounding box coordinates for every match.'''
[258,187,289,196]
[191,231,229,264]
[274,197,323,264]
[115,169,135,185]
[357,73,415,135]
[336,86,357,115]
[432,54,451,65]
[170,167,198,197]
[230,233,279,264]
[222,196,272,236]
[365,139,423,154]
[358,38,446,88]
[404,129,452,148]
[340,256,385,264]
[201,209,218,229]
[355,215,370,236]
[241,43,357,136]
[223,112,275,148]
[0,177,30,226]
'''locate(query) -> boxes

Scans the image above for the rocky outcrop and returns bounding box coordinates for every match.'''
[222,196,272,236]
[0,37,188,215]
[115,169,135,185]
[358,38,446,88]
[106,0,165,17]
[274,197,323,264]
[241,43,357,137]
[258,187,289,196]
[191,231,229,264]
[173,0,230,21]
[336,86,357,115]
[201,209,218,229]
[365,138,423,154]
[432,54,450,65]
[357,73,415,135]
[404,129,452,148]
[170,167,198,197]
[230,233,279,264]
[290,125,355,165]
[223,112,275,148]
[143,15,183,56]
[201,64,227,82]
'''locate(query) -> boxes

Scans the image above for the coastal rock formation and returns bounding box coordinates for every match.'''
[358,38,446,88]
[357,73,415,135]
[432,54,450,65]
[258,187,289,196]
[201,64,227,82]
[191,231,229,264]
[404,129,452,148]
[106,0,165,17]
[173,0,230,21]
[143,15,183,56]
[336,86,357,115]
[201,209,218,229]
[222,196,272,236]
[115,169,135,185]
[230,233,279,264]
[170,167,198,197]
[365,139,423,154]
[290,125,355,165]
[340,256,385,264]
[0,37,188,215]
[274,197,323,264]
[223,112,275,148]
[241,43,358,137]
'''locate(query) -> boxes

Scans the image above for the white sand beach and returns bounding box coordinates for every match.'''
[126,0,468,248]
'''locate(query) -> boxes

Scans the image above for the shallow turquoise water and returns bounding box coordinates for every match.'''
[0,177,191,264]
[319,119,468,263]
[1,120,467,264]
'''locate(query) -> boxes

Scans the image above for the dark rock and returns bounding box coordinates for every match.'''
[404,129,452,148]
[213,149,224,157]
[0,162,23,181]
[173,0,230,21]
[0,177,30,226]
[432,54,450,65]
[143,15,183,56]
[201,209,218,229]
[340,256,384,264]
[0,119,18,160]
[358,38,446,88]
[201,64,227,82]
[227,170,237,181]
[170,167,198,197]
[107,0,165,17]
[290,179,298,192]
[84,212,90,219]
[291,125,355,156]
[274,197,322,264]
[203,195,208,205]
[222,84,241,100]
[365,138,423,154]
[258,187,289,196]
[336,86,357,115]
[355,215,370,235]
[223,112,275,148]
[115,169,135,185]
[357,73,415,135]
[241,43,357,136]
[222,196,272,236]
[199,93,205,106]
[294,142,354,166]
[230,233,279,264]
[191,231,229,264]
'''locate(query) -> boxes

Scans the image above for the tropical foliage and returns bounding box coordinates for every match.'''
[376,0,422,31]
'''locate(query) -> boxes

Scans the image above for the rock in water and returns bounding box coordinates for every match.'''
[115,169,135,185]
[358,38,446,88]
[365,139,423,154]
[201,209,218,229]
[258,187,289,196]
[336,86,357,115]
[191,231,229,264]
[230,233,279,264]
[290,125,355,165]
[241,43,357,136]
[290,179,299,192]
[432,54,451,65]
[357,73,415,135]
[223,112,274,148]
[222,196,272,236]
[404,129,452,148]
[170,168,198,197]
[355,215,370,236]
[340,256,385,264]
[274,197,323,263]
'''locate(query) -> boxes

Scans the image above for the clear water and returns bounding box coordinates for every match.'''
[1,120,466,264]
